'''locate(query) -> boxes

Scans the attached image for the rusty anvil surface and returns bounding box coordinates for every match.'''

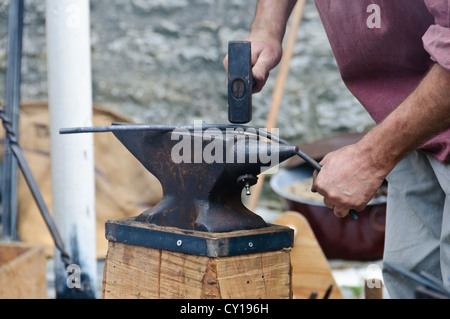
[61,123,298,232]
[111,124,297,232]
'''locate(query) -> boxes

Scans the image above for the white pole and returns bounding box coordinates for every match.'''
[46,0,97,298]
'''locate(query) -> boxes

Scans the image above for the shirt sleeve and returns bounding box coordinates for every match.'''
[422,0,450,71]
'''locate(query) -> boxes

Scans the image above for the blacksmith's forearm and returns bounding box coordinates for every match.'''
[359,63,450,173]
[250,0,297,41]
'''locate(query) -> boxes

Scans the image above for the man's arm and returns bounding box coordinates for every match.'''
[312,63,450,217]
[223,0,297,92]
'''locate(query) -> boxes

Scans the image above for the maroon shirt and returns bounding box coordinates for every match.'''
[314,0,450,163]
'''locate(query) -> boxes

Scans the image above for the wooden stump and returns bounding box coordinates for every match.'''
[102,241,292,299]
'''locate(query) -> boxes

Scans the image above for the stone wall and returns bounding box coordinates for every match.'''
[0,0,375,144]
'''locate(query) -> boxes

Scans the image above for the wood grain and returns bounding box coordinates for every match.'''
[102,241,292,299]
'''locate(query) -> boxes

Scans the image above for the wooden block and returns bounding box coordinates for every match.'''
[274,211,343,299]
[0,242,47,299]
[102,241,292,299]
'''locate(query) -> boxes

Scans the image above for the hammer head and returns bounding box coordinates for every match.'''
[228,41,253,124]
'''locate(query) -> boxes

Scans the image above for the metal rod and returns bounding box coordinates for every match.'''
[0,108,71,267]
[323,284,333,299]
[9,143,71,266]
[1,0,24,240]
[59,123,255,134]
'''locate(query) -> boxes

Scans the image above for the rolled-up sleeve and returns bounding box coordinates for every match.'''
[422,0,450,71]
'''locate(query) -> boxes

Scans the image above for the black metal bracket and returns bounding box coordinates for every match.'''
[106,217,293,257]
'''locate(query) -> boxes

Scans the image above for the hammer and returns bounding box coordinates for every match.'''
[228,41,252,124]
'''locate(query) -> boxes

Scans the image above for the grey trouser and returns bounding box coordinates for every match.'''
[382,150,450,299]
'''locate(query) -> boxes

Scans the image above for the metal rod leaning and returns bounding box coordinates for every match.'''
[0,107,71,267]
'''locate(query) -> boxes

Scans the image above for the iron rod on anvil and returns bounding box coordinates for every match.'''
[60,123,320,170]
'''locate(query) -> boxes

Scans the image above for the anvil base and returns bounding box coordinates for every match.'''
[105,217,294,257]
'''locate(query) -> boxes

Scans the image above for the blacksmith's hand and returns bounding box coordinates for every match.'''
[223,33,282,94]
[311,143,386,218]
